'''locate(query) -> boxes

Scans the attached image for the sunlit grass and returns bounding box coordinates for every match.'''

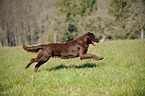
[0,40,145,95]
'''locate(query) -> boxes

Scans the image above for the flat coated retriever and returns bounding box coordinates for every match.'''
[23,32,104,72]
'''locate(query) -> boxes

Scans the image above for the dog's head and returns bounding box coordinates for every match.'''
[85,32,99,45]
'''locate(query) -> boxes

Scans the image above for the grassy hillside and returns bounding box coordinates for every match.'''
[0,40,145,95]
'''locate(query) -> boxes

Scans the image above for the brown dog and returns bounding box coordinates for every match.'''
[23,32,104,72]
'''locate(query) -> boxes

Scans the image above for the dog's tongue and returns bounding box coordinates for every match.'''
[92,41,96,45]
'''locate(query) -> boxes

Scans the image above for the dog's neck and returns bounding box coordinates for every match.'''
[75,35,90,46]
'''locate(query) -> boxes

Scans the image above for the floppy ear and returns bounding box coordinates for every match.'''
[84,32,90,41]
[86,31,91,36]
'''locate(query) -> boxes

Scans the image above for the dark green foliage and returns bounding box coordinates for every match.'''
[55,0,97,41]
[108,0,145,40]
[108,0,131,22]
[55,0,97,21]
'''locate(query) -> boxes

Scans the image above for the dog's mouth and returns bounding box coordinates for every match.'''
[92,39,100,45]
[92,41,97,46]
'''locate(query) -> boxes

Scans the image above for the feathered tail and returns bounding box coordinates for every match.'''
[23,44,46,52]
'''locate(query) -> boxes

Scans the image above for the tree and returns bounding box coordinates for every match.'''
[0,0,56,46]
[55,0,97,41]
[48,9,67,42]
[108,0,144,39]
[55,0,97,21]
[128,0,145,39]
[108,0,133,26]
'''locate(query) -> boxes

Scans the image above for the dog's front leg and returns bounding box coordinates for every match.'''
[80,53,103,60]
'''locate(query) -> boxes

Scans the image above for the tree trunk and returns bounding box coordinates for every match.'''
[54,33,56,43]
[141,28,144,39]
[0,42,2,47]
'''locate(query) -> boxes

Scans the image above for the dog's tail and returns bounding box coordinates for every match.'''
[23,44,46,52]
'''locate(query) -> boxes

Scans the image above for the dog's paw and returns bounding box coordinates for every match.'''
[99,57,104,60]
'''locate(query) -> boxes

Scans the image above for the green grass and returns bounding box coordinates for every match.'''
[0,40,145,96]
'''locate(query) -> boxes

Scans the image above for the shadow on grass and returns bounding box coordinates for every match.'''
[46,63,99,71]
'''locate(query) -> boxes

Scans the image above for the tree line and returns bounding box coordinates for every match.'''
[0,0,144,46]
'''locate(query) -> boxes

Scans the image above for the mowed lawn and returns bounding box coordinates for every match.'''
[0,40,145,96]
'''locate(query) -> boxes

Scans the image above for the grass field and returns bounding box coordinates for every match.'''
[0,40,145,96]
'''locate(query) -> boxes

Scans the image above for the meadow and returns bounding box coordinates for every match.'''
[0,40,145,96]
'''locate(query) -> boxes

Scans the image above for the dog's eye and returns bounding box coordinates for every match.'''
[90,36,94,38]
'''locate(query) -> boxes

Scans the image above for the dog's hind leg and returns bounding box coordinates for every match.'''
[25,58,37,69]
[34,62,45,72]
[34,49,51,72]
[33,56,50,72]
[25,49,44,69]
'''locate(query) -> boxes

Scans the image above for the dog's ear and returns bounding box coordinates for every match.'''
[86,31,91,36]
